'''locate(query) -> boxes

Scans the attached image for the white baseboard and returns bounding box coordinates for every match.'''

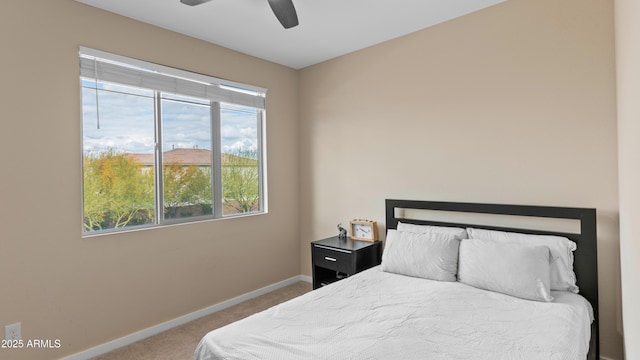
[62,275,309,360]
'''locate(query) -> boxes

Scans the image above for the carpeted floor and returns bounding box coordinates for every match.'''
[92,281,312,360]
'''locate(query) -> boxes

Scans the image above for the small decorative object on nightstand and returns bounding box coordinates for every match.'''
[337,223,348,239]
[349,219,378,242]
[311,236,382,290]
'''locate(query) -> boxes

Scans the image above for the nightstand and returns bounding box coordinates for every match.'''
[311,236,382,290]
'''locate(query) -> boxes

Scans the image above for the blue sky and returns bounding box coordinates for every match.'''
[81,80,259,155]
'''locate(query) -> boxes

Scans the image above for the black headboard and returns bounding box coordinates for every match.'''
[385,199,599,358]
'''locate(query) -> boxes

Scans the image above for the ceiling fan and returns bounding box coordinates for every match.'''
[180,0,299,29]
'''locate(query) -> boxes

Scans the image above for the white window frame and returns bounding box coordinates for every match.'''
[79,47,267,236]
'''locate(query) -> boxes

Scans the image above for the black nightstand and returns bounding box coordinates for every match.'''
[311,236,382,290]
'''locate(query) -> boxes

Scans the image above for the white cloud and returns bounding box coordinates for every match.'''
[82,85,260,155]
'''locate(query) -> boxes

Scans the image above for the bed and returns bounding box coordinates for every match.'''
[194,199,599,360]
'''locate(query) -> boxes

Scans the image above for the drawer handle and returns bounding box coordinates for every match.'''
[324,256,337,262]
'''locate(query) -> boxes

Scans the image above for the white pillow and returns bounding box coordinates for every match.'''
[397,222,468,240]
[467,228,579,293]
[458,239,554,302]
[381,230,460,281]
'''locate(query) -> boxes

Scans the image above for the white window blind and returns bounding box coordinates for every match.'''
[79,47,266,109]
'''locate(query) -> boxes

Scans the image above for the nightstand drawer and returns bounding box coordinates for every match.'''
[311,236,381,290]
[312,245,352,273]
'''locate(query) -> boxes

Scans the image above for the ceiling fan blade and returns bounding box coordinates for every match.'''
[180,0,213,6]
[267,0,299,29]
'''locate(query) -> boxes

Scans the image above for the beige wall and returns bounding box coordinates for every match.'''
[615,0,640,358]
[299,0,622,358]
[0,1,299,359]
[0,0,627,359]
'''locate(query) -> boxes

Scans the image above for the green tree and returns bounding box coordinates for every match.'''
[83,148,257,230]
[163,163,212,218]
[83,150,154,231]
[83,158,106,231]
[222,148,260,214]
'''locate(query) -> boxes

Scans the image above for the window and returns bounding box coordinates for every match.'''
[80,48,266,235]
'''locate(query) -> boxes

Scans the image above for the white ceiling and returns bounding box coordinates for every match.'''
[75,0,506,69]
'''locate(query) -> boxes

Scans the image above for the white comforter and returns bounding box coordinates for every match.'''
[194,267,593,360]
